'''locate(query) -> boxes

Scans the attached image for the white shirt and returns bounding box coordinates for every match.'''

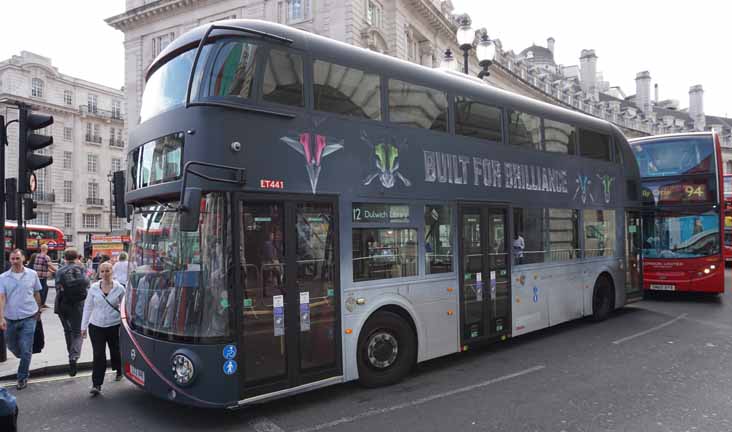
[112,260,129,285]
[81,280,125,330]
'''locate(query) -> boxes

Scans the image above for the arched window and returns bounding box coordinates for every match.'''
[31,78,44,98]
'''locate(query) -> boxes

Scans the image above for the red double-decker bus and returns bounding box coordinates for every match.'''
[4,222,66,261]
[630,132,725,294]
[724,174,732,263]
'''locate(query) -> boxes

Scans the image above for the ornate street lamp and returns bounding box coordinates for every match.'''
[476,30,496,79]
[455,16,474,74]
[439,48,457,71]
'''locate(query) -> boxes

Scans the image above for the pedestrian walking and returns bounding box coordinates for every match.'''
[112,252,129,287]
[81,262,125,396]
[54,248,90,377]
[0,249,43,390]
[33,244,57,308]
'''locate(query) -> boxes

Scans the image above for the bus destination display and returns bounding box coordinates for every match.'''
[352,203,410,223]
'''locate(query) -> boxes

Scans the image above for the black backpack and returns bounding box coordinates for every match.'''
[59,265,89,303]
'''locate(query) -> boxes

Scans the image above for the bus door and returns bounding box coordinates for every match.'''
[625,210,643,300]
[459,204,511,344]
[237,196,341,398]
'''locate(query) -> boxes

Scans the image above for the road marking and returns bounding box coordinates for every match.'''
[612,313,688,345]
[0,370,116,388]
[249,417,286,432]
[292,365,546,432]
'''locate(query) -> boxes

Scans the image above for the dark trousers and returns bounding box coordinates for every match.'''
[88,324,121,387]
[39,278,48,305]
[57,302,83,362]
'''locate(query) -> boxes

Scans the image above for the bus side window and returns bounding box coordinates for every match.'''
[454,97,502,143]
[313,60,381,120]
[543,119,576,155]
[388,79,447,132]
[507,110,542,151]
[205,39,259,99]
[262,48,304,107]
[579,129,611,161]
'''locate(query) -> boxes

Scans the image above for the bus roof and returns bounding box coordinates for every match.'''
[628,131,716,145]
[4,221,63,231]
[151,19,623,139]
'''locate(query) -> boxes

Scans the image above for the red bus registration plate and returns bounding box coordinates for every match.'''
[650,284,675,291]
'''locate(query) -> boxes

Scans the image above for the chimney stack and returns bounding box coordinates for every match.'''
[654,83,658,103]
[635,71,652,114]
[547,37,555,54]
[689,85,705,131]
[580,49,598,101]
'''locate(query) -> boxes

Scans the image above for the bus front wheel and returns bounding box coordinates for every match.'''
[357,311,417,388]
[592,276,615,321]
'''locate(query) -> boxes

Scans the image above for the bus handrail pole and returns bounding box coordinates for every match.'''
[185,24,293,109]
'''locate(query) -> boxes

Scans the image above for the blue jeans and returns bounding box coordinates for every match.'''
[5,316,37,381]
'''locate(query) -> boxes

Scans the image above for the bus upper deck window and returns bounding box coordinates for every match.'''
[206,39,259,99]
[543,119,576,155]
[263,49,304,107]
[455,97,502,143]
[579,129,611,161]
[508,111,542,151]
[388,79,447,131]
[314,60,381,120]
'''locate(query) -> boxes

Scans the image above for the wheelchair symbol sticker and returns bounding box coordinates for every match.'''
[223,345,237,360]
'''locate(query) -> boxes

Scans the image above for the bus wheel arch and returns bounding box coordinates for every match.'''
[591,272,615,321]
[356,306,418,388]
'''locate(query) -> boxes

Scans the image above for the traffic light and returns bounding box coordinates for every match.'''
[23,197,37,221]
[18,107,53,193]
[5,178,17,220]
[112,170,127,217]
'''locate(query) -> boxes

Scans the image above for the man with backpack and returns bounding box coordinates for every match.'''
[54,248,89,376]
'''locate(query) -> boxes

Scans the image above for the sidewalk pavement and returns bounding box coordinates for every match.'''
[0,284,93,380]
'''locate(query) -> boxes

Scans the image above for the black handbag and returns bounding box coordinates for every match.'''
[32,319,45,354]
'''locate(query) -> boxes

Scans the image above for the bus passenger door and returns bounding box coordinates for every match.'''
[459,204,511,344]
[237,197,340,399]
[625,210,643,300]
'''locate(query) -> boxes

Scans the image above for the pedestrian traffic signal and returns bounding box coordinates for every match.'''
[23,197,37,220]
[18,107,53,193]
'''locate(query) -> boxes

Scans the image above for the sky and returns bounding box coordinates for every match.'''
[451,0,732,118]
[0,1,729,117]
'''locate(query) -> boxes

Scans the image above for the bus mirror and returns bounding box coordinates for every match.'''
[180,187,202,232]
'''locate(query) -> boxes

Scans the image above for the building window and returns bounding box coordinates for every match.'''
[111,158,122,173]
[64,213,73,229]
[83,214,100,229]
[112,218,126,231]
[36,169,47,193]
[64,90,73,105]
[314,60,381,120]
[63,151,72,169]
[152,32,175,57]
[112,100,122,119]
[87,94,98,113]
[88,182,99,199]
[31,78,44,98]
[63,181,73,203]
[87,154,98,173]
[725,160,732,173]
[64,127,72,141]
[117,129,123,145]
[93,124,100,140]
[36,212,49,225]
[288,0,310,22]
[367,0,382,28]
[425,205,452,274]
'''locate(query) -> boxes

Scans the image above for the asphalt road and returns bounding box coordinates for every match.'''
[7,270,732,432]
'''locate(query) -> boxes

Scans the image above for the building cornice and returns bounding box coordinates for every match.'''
[405,0,457,37]
[0,93,94,119]
[106,0,200,31]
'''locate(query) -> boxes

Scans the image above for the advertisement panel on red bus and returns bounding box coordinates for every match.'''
[631,132,725,293]
[724,174,732,263]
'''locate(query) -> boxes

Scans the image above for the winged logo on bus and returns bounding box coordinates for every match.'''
[573,174,594,204]
[361,131,412,189]
[282,132,343,194]
[597,174,615,204]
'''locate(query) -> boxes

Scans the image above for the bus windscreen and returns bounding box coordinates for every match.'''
[632,136,715,178]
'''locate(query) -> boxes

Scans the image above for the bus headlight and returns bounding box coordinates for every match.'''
[710,265,716,270]
[703,268,711,274]
[171,353,196,386]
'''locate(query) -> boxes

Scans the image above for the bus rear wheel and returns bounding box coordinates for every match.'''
[357,311,416,388]
[592,276,615,321]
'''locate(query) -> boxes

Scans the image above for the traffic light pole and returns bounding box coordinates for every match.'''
[0,115,6,362]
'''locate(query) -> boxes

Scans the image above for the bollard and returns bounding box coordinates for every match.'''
[0,330,6,362]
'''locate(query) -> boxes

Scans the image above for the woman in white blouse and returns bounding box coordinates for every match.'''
[81,262,125,396]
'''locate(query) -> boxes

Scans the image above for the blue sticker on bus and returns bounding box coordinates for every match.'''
[223,345,237,360]
[223,360,237,375]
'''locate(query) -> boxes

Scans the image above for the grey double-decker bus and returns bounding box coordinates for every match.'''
[122,20,643,408]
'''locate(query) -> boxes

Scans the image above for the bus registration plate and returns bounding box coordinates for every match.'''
[126,363,146,385]
[650,284,675,291]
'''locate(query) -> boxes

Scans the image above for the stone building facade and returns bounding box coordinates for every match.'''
[107,0,732,170]
[0,51,128,247]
